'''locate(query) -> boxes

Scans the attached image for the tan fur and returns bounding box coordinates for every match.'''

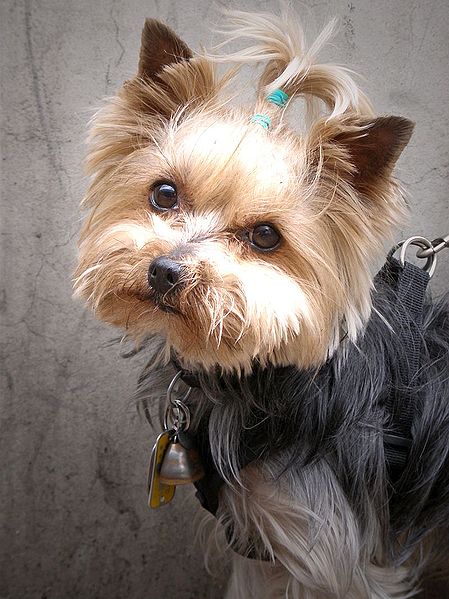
[75,10,413,375]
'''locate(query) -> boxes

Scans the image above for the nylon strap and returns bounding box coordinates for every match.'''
[381,258,430,482]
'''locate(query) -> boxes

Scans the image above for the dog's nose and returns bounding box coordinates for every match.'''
[148,256,183,294]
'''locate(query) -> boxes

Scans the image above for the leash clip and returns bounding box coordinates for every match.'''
[415,234,449,259]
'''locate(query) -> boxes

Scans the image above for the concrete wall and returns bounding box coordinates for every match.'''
[1,1,448,598]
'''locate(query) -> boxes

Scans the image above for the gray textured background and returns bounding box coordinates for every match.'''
[1,0,448,598]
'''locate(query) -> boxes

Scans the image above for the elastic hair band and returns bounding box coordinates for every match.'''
[250,114,272,130]
[250,89,288,130]
[266,89,289,107]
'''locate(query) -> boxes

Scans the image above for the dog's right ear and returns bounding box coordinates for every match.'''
[138,19,192,80]
[122,20,218,119]
[86,20,221,175]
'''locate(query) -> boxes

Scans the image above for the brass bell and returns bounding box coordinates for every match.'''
[159,436,205,485]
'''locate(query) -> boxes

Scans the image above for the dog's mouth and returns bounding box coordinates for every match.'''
[156,301,181,314]
[126,289,182,315]
[151,292,182,315]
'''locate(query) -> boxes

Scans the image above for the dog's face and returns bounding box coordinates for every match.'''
[75,19,413,372]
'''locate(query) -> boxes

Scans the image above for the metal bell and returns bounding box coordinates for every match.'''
[159,437,205,485]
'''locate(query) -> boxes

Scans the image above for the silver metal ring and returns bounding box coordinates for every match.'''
[390,236,437,278]
[164,399,191,432]
[167,371,192,404]
[163,371,192,432]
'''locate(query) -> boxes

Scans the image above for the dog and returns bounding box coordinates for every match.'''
[74,9,449,598]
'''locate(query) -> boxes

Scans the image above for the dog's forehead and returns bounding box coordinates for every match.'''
[169,118,295,207]
[179,120,290,176]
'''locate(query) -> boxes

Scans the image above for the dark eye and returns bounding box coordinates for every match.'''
[150,182,178,210]
[248,224,281,251]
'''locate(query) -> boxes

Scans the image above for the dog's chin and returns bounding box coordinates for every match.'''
[97,292,294,372]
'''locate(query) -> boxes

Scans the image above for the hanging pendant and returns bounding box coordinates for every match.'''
[148,430,176,508]
[159,432,205,485]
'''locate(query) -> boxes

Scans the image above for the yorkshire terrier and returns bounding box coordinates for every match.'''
[75,9,449,599]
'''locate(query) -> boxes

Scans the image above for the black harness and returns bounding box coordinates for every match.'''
[176,256,431,518]
[380,257,429,482]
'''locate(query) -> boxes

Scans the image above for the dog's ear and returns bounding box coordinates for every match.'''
[119,19,219,120]
[334,116,414,186]
[86,20,222,173]
[309,115,414,191]
[138,19,193,80]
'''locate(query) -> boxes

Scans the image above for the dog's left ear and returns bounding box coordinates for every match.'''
[334,116,414,186]
[309,115,414,192]
[138,19,193,81]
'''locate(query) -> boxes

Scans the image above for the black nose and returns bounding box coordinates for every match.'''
[148,256,183,295]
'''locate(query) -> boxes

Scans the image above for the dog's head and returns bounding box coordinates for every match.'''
[74,12,414,372]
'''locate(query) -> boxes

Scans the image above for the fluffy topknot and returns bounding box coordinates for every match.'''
[205,7,373,122]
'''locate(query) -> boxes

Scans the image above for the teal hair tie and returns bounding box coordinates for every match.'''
[266,89,289,107]
[251,114,272,130]
[250,90,288,130]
